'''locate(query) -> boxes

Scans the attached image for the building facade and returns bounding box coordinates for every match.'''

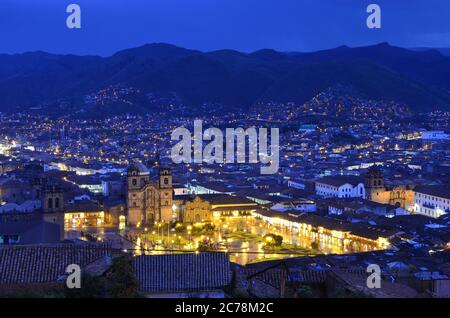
[414,186,450,218]
[364,166,414,209]
[173,194,259,223]
[254,210,393,252]
[315,176,365,199]
[183,196,212,223]
[127,163,173,225]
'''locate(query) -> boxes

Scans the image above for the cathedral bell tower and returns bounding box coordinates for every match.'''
[42,184,65,240]
[158,167,173,222]
[159,167,172,189]
[364,165,385,200]
[126,163,150,226]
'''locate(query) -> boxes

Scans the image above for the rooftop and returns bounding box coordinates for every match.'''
[0,243,111,285]
[415,185,450,200]
[316,176,364,187]
[134,253,231,293]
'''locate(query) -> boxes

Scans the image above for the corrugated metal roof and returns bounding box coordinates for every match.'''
[134,253,231,293]
[0,244,111,285]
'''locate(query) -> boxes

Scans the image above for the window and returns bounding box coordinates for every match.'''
[55,197,60,208]
[132,178,137,186]
[48,198,53,209]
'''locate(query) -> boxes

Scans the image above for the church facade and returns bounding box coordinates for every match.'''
[172,194,259,224]
[126,163,173,225]
[364,166,414,210]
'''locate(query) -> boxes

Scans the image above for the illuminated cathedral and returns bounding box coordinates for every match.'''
[126,163,173,226]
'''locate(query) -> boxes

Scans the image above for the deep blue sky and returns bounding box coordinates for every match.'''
[0,0,449,56]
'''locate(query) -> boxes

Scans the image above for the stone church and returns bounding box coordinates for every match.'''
[126,163,173,225]
[364,165,414,209]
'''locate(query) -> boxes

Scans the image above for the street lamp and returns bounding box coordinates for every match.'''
[157,222,162,242]
[187,225,193,248]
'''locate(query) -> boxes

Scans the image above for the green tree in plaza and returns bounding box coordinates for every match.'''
[197,238,220,252]
[263,234,283,247]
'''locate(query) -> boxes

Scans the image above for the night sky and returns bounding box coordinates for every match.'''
[0,0,449,56]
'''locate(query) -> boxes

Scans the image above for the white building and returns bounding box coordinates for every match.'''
[271,200,316,213]
[287,180,306,190]
[298,124,317,134]
[315,176,365,198]
[414,186,450,218]
[421,131,449,141]
[0,200,41,214]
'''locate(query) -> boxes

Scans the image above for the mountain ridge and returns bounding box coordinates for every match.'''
[1,42,450,115]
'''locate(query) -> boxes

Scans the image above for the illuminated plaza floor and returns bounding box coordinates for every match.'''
[65,217,371,265]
